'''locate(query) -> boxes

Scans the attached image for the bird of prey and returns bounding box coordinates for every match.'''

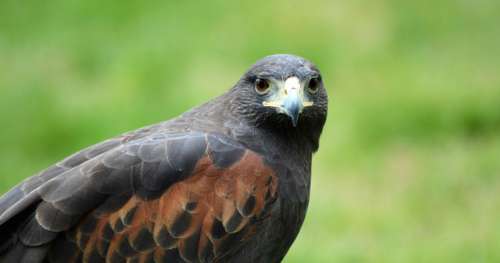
[0,54,328,263]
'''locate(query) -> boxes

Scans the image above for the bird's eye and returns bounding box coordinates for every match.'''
[255,78,270,94]
[307,77,321,93]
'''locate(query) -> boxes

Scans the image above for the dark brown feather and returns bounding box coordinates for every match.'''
[54,150,277,262]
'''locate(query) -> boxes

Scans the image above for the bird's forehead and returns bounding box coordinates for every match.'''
[248,54,319,80]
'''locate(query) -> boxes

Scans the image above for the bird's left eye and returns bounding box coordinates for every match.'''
[307,77,321,93]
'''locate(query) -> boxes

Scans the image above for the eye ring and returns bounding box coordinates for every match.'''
[255,78,271,94]
[307,77,321,94]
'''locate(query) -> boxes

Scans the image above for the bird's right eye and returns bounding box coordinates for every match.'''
[255,78,270,94]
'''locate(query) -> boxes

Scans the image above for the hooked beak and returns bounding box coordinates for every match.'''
[263,76,313,127]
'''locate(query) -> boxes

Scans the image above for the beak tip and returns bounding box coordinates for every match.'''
[289,112,300,127]
[284,103,301,127]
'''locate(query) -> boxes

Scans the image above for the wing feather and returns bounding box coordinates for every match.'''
[70,150,277,262]
[0,132,278,263]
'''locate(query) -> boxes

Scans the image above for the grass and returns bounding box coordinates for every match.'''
[1,0,499,261]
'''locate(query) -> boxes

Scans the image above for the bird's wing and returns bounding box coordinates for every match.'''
[0,132,278,262]
[0,123,160,224]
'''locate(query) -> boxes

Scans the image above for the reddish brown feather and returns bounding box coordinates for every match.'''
[67,150,277,262]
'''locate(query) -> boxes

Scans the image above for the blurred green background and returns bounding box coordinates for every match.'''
[1,0,500,262]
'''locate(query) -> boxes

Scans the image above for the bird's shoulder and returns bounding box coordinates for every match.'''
[56,132,279,261]
[0,126,281,262]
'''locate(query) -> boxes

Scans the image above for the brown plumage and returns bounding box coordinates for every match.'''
[0,54,328,262]
[52,151,277,263]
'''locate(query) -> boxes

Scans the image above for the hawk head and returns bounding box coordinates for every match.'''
[233,54,328,134]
